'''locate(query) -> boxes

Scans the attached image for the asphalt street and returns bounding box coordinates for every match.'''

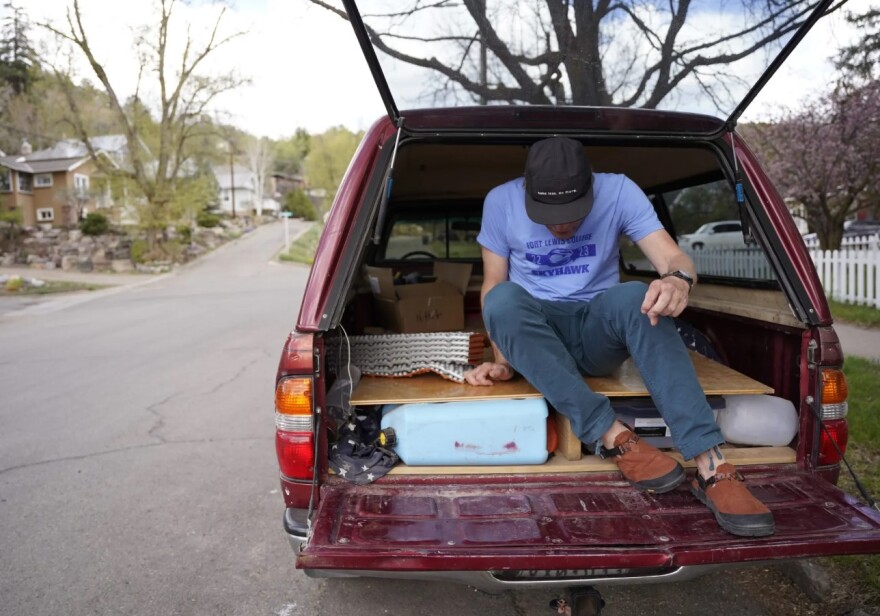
[0,221,861,616]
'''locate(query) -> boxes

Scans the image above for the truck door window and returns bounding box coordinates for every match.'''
[620,179,778,286]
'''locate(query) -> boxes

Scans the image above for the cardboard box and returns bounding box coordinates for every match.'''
[364,262,472,333]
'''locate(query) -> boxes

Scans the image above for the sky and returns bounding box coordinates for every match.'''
[13,0,874,140]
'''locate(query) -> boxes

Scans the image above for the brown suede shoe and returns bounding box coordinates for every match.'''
[600,430,685,493]
[690,463,775,537]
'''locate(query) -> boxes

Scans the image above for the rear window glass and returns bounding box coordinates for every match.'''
[381,213,482,261]
[621,179,777,286]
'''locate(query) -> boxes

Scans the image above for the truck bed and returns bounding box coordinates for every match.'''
[347,349,792,475]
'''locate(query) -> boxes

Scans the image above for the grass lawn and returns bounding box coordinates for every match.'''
[830,300,880,329]
[0,279,105,295]
[830,355,880,608]
[279,224,321,265]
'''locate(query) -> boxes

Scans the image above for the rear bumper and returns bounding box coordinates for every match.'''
[284,507,310,546]
[300,564,729,593]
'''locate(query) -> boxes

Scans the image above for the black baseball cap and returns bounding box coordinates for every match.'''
[524,137,594,225]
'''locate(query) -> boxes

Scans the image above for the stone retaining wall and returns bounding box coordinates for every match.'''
[0,220,252,273]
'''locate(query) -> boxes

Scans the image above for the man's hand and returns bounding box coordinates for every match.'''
[640,276,690,326]
[463,362,516,386]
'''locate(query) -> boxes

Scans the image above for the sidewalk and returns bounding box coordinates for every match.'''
[0,266,166,319]
[833,322,880,363]
[0,265,158,288]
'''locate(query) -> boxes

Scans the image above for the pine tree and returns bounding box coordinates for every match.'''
[0,2,38,95]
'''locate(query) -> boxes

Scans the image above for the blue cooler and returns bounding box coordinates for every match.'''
[381,398,549,466]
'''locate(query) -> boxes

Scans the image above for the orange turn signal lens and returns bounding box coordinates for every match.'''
[275,377,312,415]
[821,369,848,405]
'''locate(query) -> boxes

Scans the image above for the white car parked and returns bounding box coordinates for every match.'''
[679,220,744,250]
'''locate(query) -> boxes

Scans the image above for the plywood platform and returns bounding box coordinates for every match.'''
[351,351,774,463]
[351,350,772,405]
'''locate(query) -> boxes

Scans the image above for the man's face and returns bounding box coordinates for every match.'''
[546,217,584,239]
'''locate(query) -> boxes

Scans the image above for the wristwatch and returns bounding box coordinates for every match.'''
[662,269,694,290]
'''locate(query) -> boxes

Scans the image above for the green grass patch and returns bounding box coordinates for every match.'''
[279,224,321,265]
[843,356,880,450]
[829,300,880,329]
[830,356,880,608]
[0,279,105,295]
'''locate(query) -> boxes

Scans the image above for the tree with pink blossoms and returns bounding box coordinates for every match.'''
[745,10,880,250]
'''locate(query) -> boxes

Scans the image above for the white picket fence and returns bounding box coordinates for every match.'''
[684,234,880,308]
[804,234,880,308]
[689,248,777,280]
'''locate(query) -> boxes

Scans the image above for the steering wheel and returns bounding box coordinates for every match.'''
[400,250,437,260]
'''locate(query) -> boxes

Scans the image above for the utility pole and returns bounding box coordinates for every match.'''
[228,150,236,219]
[223,136,238,219]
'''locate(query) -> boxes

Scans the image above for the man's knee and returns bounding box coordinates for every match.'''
[604,281,648,310]
[484,282,531,328]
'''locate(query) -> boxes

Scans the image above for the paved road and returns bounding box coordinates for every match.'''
[0,222,835,616]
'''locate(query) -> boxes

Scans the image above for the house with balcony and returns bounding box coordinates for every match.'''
[0,135,156,227]
[0,140,118,227]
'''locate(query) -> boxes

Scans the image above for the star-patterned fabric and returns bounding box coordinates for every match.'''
[328,410,399,484]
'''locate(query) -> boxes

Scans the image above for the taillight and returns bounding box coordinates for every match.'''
[818,419,849,466]
[275,376,315,480]
[820,368,848,420]
[818,368,849,465]
[276,430,315,478]
[275,377,313,426]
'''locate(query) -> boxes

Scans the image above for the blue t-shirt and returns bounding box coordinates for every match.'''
[477,173,662,302]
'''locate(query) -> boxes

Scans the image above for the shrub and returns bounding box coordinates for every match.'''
[196,211,221,228]
[176,225,192,243]
[284,189,317,221]
[0,208,23,249]
[5,276,23,292]
[80,212,110,236]
[130,239,148,264]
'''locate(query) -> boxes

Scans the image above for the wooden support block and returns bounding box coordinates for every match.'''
[554,412,583,461]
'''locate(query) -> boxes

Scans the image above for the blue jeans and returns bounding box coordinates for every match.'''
[483,281,723,460]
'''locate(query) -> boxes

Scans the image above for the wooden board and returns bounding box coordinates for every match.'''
[351,350,773,405]
[383,446,796,475]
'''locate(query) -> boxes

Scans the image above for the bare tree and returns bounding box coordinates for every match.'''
[311,0,842,110]
[42,0,246,247]
[246,135,273,218]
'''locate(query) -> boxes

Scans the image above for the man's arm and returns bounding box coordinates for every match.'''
[463,247,516,386]
[635,229,697,326]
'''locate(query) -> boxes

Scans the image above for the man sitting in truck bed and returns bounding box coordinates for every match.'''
[463,136,774,537]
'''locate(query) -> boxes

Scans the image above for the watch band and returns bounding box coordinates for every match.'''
[661,270,694,290]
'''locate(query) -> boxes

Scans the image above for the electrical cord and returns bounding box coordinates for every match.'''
[808,400,879,512]
[305,325,355,535]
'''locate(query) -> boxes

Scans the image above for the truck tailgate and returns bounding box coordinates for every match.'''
[299,468,880,572]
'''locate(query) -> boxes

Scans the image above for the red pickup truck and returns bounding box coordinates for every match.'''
[274,0,880,609]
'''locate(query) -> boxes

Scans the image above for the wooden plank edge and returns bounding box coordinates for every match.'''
[382,446,795,475]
